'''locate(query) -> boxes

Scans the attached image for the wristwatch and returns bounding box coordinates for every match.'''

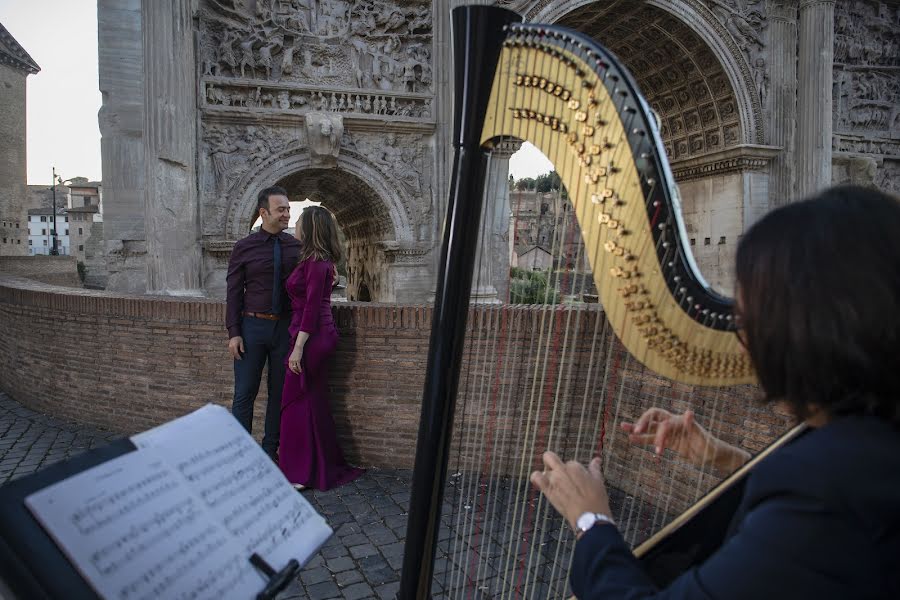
[575,512,615,539]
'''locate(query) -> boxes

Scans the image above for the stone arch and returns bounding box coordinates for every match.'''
[526,0,765,151]
[224,147,415,242]
[223,146,419,302]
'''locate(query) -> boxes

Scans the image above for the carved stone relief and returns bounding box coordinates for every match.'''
[203,81,433,120]
[305,111,344,166]
[198,0,432,93]
[832,0,900,195]
[202,123,306,196]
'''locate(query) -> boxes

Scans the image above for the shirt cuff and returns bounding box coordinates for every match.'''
[227,325,242,338]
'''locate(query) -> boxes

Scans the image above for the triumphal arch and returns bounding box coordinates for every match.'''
[97,0,899,299]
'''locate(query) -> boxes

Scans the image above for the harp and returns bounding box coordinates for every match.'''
[398,5,801,599]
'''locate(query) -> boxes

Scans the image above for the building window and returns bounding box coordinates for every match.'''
[2,238,6,244]
[704,237,711,246]
[43,240,47,246]
[41,229,46,235]
[78,245,84,252]
[15,223,19,228]
[65,216,69,222]
[28,240,32,246]
[78,227,83,235]
[40,216,46,222]
[16,240,20,244]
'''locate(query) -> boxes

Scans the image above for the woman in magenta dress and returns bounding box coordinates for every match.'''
[281,206,364,490]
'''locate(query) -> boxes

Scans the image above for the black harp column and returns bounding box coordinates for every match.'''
[397,5,522,600]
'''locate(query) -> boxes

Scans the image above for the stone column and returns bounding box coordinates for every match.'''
[142,0,202,295]
[98,0,147,291]
[767,1,798,206]
[471,141,521,304]
[796,0,835,197]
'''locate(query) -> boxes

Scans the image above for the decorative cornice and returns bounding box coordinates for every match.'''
[202,240,236,255]
[202,109,436,134]
[670,144,782,181]
[799,0,836,10]
[377,240,431,265]
[0,22,40,75]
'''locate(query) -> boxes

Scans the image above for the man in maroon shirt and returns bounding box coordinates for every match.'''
[226,186,301,461]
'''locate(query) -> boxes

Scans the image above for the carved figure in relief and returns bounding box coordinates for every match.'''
[217,30,239,76]
[305,112,343,165]
[281,42,296,76]
[239,36,256,78]
[316,92,328,111]
[330,92,338,111]
[259,41,279,79]
[752,57,769,106]
[290,93,307,108]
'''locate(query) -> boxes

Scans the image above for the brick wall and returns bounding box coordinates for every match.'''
[0,256,81,287]
[0,277,791,516]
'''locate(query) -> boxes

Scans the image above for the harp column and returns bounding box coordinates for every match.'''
[471,140,521,303]
[796,0,835,197]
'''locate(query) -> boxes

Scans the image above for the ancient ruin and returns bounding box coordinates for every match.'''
[94,0,899,298]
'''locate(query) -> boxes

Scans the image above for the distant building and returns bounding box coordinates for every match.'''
[509,189,590,273]
[27,207,69,256]
[0,21,40,256]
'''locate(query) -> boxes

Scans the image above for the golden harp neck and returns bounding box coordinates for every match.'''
[480,23,754,386]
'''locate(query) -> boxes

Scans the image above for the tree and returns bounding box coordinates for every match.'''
[509,267,560,304]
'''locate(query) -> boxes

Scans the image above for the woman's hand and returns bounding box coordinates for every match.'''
[530,451,612,530]
[288,346,303,374]
[620,408,749,473]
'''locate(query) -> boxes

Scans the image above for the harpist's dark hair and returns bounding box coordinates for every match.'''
[735,185,900,425]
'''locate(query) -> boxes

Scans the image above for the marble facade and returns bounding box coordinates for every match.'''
[96,0,899,298]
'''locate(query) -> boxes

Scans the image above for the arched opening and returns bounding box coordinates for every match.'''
[556,2,743,159]
[272,168,393,302]
[548,1,763,293]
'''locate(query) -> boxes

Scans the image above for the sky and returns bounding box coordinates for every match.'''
[1,0,102,185]
[0,0,553,187]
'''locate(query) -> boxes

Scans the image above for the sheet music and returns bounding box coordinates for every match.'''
[25,404,333,599]
[24,449,261,600]
[132,404,332,569]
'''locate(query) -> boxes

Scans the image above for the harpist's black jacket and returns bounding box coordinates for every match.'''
[571,416,900,599]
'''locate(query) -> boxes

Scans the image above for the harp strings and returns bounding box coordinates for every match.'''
[442,29,735,597]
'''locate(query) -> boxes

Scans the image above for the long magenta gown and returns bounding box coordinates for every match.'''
[279,257,364,490]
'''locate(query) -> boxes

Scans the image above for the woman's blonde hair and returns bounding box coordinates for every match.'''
[296,205,343,263]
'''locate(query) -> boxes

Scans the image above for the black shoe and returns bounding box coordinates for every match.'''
[266,450,279,465]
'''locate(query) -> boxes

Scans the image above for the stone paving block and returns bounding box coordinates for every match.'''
[334,569,364,587]
[300,566,333,586]
[306,580,341,600]
[374,581,400,600]
[339,582,374,600]
[326,556,355,573]
[349,543,378,559]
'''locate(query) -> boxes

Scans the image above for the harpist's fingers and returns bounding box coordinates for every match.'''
[633,408,670,434]
[626,432,656,447]
[542,451,565,472]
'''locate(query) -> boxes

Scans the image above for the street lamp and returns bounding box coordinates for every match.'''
[49,167,63,255]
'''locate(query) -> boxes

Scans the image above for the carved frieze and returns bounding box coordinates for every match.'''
[831,0,900,199]
[198,0,432,94]
[203,79,433,121]
[305,111,344,166]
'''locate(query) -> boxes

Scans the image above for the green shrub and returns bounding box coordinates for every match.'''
[509,268,560,304]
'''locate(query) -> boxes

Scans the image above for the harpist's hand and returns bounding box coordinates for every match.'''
[621,408,749,474]
[530,451,612,531]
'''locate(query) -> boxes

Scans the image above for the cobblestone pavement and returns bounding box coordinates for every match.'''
[2,393,640,599]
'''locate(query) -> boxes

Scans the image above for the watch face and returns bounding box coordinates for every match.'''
[576,512,596,531]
